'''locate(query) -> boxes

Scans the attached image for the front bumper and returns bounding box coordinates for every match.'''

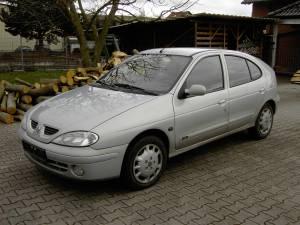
[18,128,128,180]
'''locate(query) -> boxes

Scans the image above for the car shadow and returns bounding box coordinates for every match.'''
[38,130,254,193]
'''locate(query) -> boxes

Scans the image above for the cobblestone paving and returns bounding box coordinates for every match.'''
[0,76,300,225]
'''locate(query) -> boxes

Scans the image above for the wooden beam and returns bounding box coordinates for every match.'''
[194,21,198,47]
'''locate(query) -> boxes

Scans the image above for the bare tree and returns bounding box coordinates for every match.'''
[57,0,195,67]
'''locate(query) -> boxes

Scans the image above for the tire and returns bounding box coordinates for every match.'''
[248,103,274,140]
[121,136,167,189]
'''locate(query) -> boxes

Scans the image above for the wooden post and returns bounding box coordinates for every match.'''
[271,23,278,68]
[224,24,226,49]
[237,24,240,50]
[194,21,198,47]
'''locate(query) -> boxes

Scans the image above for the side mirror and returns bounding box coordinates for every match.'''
[184,84,206,97]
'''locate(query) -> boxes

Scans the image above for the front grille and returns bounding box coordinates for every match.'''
[31,120,38,129]
[22,141,68,172]
[44,126,59,135]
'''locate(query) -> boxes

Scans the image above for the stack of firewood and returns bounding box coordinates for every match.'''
[0,67,104,124]
[290,70,300,84]
[0,51,128,124]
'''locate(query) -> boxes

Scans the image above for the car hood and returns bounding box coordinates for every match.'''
[28,86,156,141]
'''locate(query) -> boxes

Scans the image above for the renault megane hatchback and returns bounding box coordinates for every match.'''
[19,48,279,189]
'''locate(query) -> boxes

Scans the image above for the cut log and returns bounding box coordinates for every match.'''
[77,68,87,76]
[61,86,69,93]
[291,76,300,82]
[34,82,41,89]
[15,92,20,100]
[17,103,32,111]
[87,78,95,85]
[88,75,99,80]
[27,84,54,97]
[86,67,102,75]
[5,83,30,94]
[66,69,75,79]
[53,83,60,93]
[0,83,5,102]
[0,112,14,124]
[67,77,74,86]
[21,95,33,104]
[1,94,7,112]
[74,76,90,82]
[15,78,33,87]
[16,109,25,116]
[112,51,127,58]
[7,92,17,115]
[60,75,67,84]
[36,96,52,104]
[40,78,60,84]
[14,115,23,122]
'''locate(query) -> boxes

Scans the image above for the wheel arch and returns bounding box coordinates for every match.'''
[121,129,170,172]
[265,99,276,114]
[126,129,170,155]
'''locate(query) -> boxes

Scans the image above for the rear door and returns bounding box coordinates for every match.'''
[225,55,265,130]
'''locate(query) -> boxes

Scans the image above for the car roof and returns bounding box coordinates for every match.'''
[139,48,258,60]
[140,48,213,57]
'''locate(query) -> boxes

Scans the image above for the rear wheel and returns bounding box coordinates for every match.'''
[121,136,167,189]
[249,103,274,139]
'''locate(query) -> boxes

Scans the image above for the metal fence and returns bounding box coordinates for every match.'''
[0,51,82,72]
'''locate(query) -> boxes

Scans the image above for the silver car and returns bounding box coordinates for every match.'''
[18,48,279,189]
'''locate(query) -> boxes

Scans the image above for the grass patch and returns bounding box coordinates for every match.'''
[0,71,64,84]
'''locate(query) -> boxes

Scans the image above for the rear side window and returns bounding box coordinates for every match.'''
[225,55,251,87]
[186,55,224,93]
[247,60,262,80]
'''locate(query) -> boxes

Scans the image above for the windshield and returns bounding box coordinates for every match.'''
[96,54,191,95]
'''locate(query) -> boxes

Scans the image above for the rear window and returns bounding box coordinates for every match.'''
[247,60,262,80]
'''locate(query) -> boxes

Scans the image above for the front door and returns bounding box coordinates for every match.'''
[173,55,229,150]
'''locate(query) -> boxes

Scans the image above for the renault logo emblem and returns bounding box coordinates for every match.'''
[34,124,43,135]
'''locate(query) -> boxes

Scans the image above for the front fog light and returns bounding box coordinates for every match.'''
[72,165,85,176]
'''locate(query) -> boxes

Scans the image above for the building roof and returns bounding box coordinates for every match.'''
[107,12,275,31]
[241,0,270,5]
[268,1,300,17]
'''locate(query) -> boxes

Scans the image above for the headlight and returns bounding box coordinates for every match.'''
[52,131,99,147]
[21,112,28,130]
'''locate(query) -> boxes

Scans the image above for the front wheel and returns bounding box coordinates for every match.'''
[248,103,274,139]
[121,136,167,189]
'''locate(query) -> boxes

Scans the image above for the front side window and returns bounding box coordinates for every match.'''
[225,55,251,87]
[186,55,224,93]
[96,54,191,95]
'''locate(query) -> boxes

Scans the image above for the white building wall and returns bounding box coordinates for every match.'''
[0,4,64,52]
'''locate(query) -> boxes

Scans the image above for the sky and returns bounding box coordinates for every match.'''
[137,0,252,17]
[83,0,253,17]
[186,0,252,16]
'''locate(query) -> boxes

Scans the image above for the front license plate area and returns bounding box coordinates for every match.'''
[22,141,47,162]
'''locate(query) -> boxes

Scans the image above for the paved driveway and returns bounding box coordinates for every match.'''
[1,76,300,225]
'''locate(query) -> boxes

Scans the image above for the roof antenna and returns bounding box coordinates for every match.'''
[159,48,165,53]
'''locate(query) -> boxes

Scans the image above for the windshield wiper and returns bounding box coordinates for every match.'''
[114,83,159,96]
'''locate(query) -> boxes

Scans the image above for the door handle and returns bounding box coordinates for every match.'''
[218,100,226,105]
[259,88,265,94]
